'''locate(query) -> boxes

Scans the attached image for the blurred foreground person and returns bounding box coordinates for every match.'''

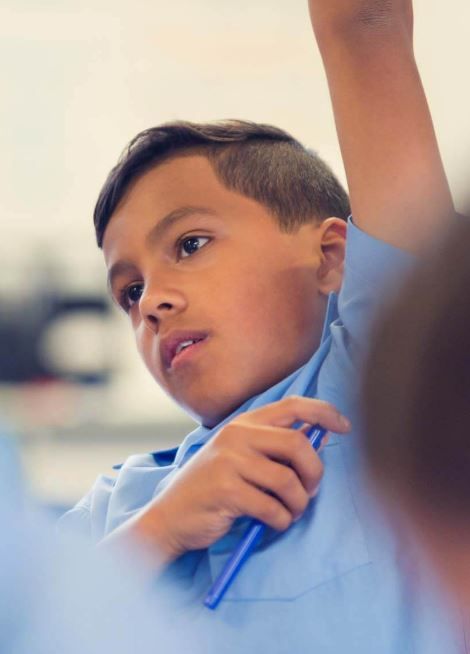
[0,428,187,654]
[361,216,470,614]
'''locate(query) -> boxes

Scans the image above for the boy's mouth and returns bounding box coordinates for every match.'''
[160,330,209,370]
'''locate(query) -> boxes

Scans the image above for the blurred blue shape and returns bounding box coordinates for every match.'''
[0,428,187,654]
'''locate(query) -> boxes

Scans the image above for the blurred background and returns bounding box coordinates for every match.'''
[1,0,470,511]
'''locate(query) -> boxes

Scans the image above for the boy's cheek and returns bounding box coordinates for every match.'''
[135,332,165,382]
[129,285,321,420]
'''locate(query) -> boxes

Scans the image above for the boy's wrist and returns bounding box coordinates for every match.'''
[311,7,413,54]
[132,502,184,567]
[97,507,181,573]
[312,16,416,85]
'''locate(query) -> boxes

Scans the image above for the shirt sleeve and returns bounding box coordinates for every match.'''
[317,218,415,415]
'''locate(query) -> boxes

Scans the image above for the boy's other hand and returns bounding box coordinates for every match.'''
[307,0,454,253]
[132,398,350,567]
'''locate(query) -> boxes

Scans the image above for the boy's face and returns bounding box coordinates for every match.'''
[103,155,344,426]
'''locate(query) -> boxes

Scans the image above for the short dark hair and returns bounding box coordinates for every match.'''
[93,120,350,247]
[361,215,470,524]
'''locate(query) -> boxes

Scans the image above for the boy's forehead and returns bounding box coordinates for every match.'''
[103,154,284,255]
[102,156,227,250]
[123,155,230,209]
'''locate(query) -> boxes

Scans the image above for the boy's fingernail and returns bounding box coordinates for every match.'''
[340,415,352,430]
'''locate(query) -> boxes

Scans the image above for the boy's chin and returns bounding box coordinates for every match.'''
[170,351,319,428]
[176,364,314,428]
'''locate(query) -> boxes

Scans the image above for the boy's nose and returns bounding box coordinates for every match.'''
[139,287,187,332]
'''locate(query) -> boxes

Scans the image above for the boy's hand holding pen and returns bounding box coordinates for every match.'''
[122,397,350,569]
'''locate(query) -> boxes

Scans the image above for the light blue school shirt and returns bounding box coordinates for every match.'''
[60,220,466,653]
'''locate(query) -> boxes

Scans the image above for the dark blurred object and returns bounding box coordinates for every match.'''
[0,291,111,384]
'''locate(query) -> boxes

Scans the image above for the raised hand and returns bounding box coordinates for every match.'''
[307,0,453,254]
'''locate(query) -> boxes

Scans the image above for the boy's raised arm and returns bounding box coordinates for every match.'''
[308,0,454,253]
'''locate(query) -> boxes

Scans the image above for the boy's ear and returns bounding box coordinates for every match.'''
[316,217,347,295]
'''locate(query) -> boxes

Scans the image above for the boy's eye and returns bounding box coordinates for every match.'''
[178,236,210,259]
[120,283,143,311]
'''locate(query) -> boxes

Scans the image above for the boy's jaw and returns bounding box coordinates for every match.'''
[141,324,323,428]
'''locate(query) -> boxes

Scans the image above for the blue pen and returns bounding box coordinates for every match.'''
[204,424,328,610]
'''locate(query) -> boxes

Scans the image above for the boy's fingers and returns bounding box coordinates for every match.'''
[249,426,323,496]
[243,396,351,433]
[299,425,331,452]
[230,483,293,533]
[241,456,311,519]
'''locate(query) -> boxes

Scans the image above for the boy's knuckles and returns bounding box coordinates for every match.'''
[274,467,299,495]
[211,447,235,469]
[216,474,240,499]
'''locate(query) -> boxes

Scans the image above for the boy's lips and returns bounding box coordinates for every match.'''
[160,330,210,370]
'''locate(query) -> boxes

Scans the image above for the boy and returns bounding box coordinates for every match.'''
[362,216,470,613]
[61,1,464,651]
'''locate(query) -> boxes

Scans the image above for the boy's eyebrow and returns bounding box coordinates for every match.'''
[145,205,217,247]
[107,261,139,295]
[107,205,216,293]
